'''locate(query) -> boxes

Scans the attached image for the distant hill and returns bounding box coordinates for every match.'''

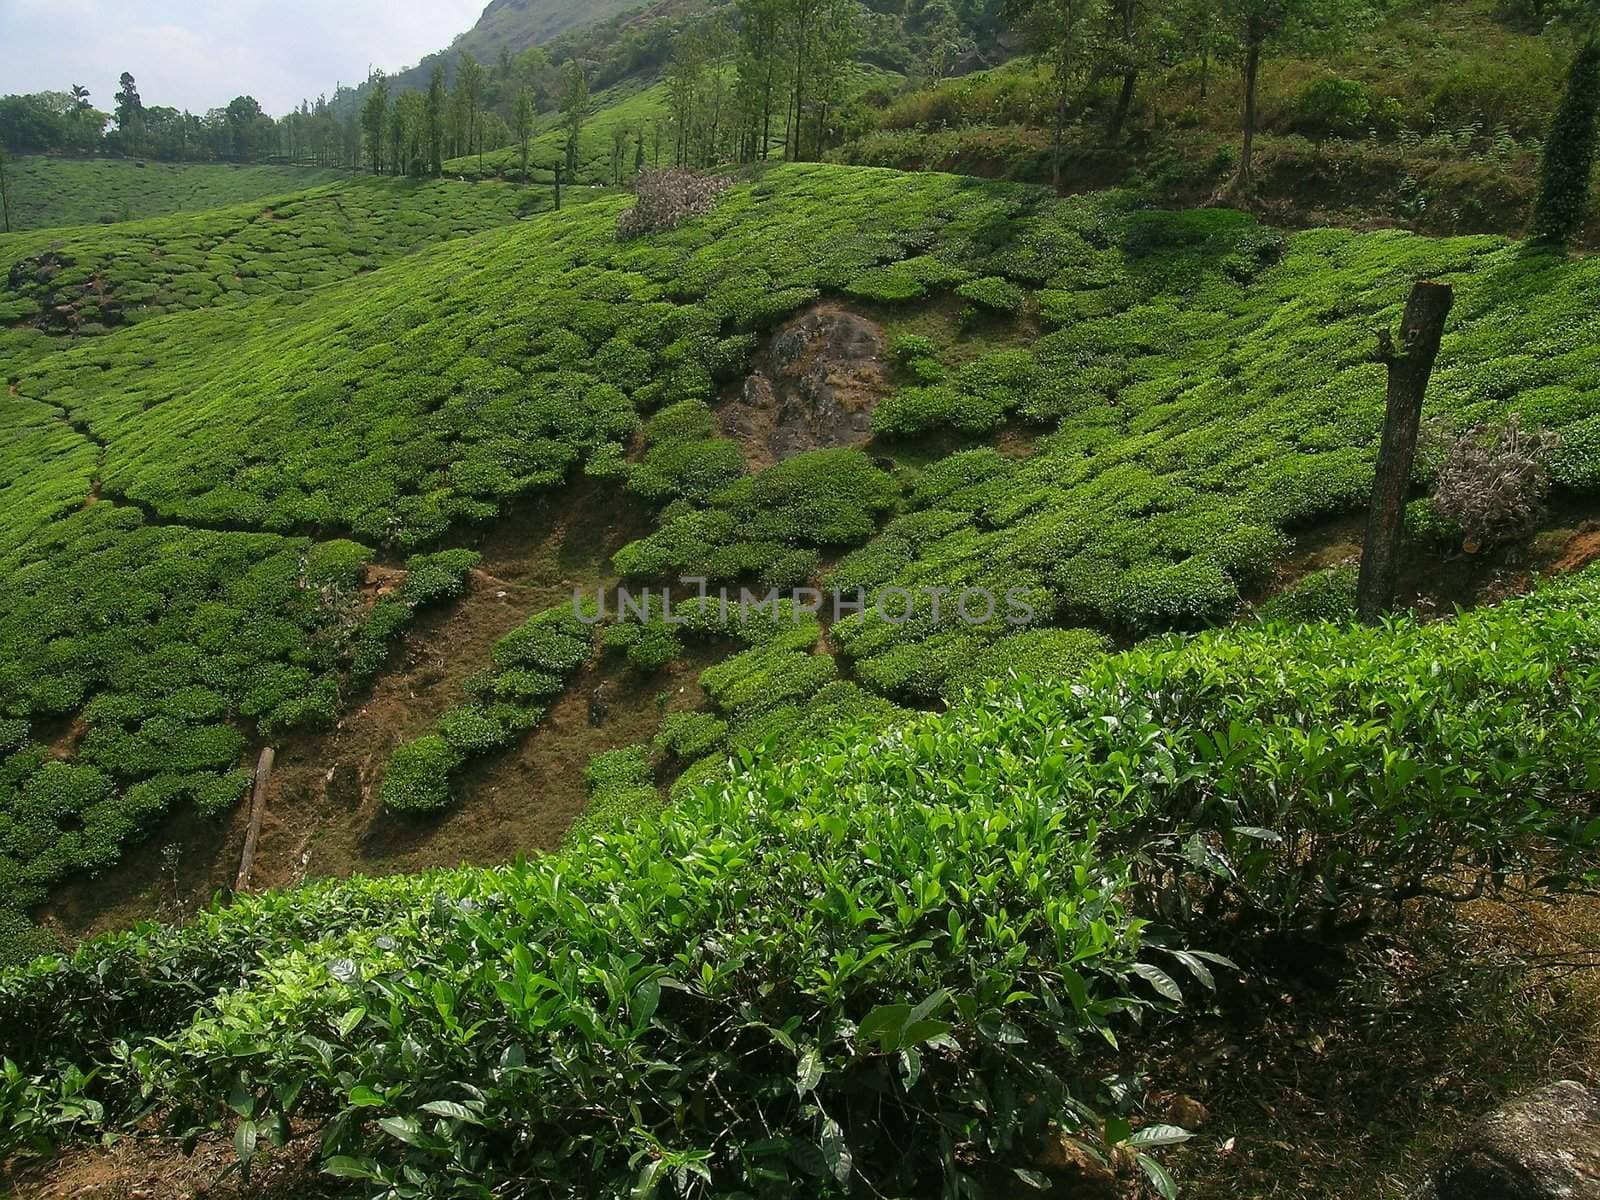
[461,0,648,55]
[374,0,655,99]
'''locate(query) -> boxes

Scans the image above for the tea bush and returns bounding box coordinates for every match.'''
[380,736,461,815]
[652,710,728,760]
[566,743,660,840]
[1257,566,1359,622]
[615,449,899,584]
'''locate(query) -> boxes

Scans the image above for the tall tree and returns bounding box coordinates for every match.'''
[514,85,535,180]
[1006,0,1101,190]
[426,65,447,176]
[561,60,589,178]
[667,25,710,166]
[0,147,11,234]
[1101,0,1143,140]
[736,0,787,161]
[612,122,631,183]
[1220,0,1370,188]
[115,71,143,154]
[810,0,862,158]
[457,53,486,170]
[1530,31,1600,247]
[224,95,266,161]
[784,0,827,161]
[361,71,389,175]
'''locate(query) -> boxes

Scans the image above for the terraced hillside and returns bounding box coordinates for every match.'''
[4,161,1600,972]
[1,157,347,233]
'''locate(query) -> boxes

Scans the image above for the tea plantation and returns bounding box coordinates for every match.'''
[0,156,346,232]
[6,162,1600,927]
[2,153,1600,1193]
[0,174,552,339]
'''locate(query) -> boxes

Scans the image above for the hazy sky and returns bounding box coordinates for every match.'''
[1,0,488,117]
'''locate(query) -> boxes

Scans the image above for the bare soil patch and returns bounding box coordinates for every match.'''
[43,476,655,937]
[2,1124,333,1200]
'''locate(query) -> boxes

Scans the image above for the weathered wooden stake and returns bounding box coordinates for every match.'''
[554,164,563,212]
[1356,280,1455,623]
[234,746,276,892]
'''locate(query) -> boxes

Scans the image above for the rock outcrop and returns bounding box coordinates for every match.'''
[1414,1081,1600,1200]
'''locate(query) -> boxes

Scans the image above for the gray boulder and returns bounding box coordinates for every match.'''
[1415,1081,1600,1200]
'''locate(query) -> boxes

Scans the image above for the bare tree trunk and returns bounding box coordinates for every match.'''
[1108,70,1138,140]
[1238,40,1262,188]
[1357,281,1456,624]
[1199,45,1210,100]
[554,164,562,211]
[235,747,277,892]
[1052,90,1066,193]
[761,76,773,160]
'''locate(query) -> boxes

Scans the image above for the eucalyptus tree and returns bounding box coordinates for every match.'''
[361,72,388,175]
[515,85,536,180]
[736,0,788,160]
[426,65,446,175]
[561,61,589,178]
[456,53,486,169]
[1005,0,1103,189]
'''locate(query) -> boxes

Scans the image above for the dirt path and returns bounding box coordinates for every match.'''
[45,476,656,938]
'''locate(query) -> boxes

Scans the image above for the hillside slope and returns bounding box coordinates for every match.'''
[4,163,1600,969]
[0,158,347,234]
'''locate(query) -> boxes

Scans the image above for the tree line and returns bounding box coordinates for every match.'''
[0,72,367,168]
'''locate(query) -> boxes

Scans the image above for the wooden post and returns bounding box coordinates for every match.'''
[234,746,276,892]
[554,164,562,212]
[1356,281,1455,623]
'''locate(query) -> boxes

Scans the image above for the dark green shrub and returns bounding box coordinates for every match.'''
[628,438,748,504]
[1112,557,1240,632]
[1258,566,1359,623]
[380,736,461,815]
[1530,36,1600,247]
[652,711,728,761]
[956,275,1027,313]
[604,619,684,672]
[0,910,58,970]
[192,770,251,820]
[436,706,515,757]
[400,551,481,608]
[1288,78,1374,142]
[568,744,660,841]
[941,628,1111,700]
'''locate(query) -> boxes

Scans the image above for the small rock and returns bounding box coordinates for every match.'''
[1165,1094,1211,1130]
[1414,1081,1600,1200]
[1033,1130,1119,1200]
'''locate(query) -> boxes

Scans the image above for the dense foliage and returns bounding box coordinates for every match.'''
[2,567,1597,1194]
